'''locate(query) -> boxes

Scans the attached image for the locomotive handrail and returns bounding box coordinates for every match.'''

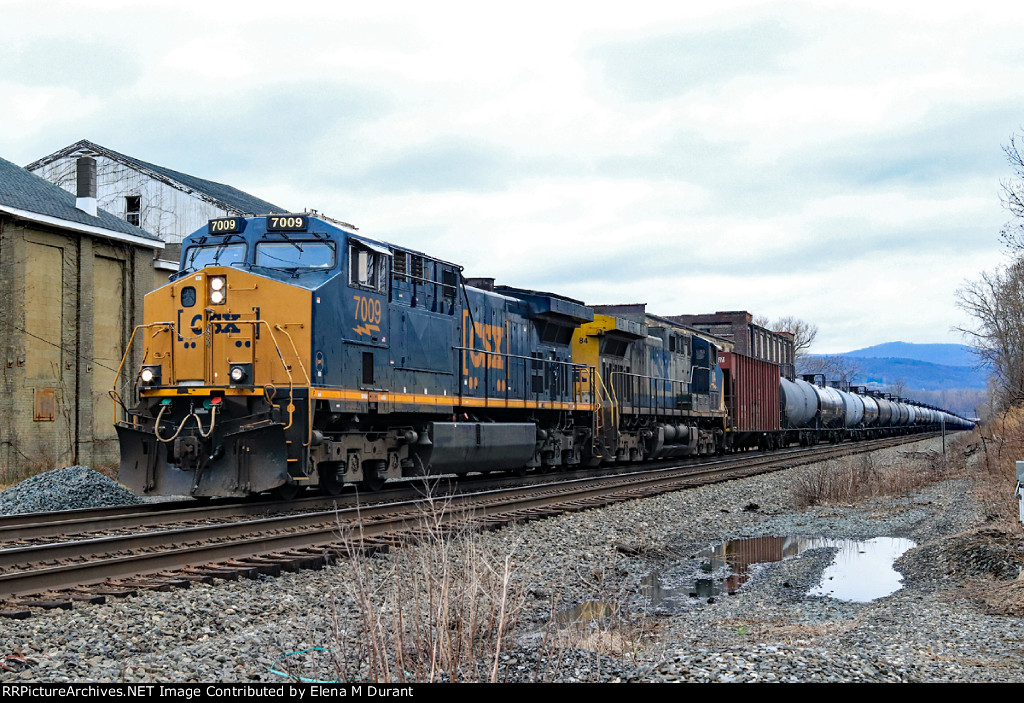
[592,369,616,432]
[454,346,594,407]
[234,319,301,432]
[608,370,693,419]
[112,318,304,435]
[272,323,314,445]
[111,322,176,425]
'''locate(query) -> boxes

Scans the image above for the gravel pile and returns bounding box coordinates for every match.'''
[0,466,142,515]
[2,437,1023,683]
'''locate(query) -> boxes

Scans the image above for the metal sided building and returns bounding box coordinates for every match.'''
[27,139,289,291]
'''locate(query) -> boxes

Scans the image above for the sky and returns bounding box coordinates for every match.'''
[1,0,1020,353]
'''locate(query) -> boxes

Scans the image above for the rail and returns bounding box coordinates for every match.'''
[0,432,944,601]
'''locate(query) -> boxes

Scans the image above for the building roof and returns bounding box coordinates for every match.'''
[0,155,162,249]
[26,139,287,216]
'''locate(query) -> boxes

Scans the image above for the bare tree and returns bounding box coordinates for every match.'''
[754,315,819,359]
[888,378,907,399]
[797,354,861,385]
[955,261,1024,410]
[955,131,1024,413]
[999,132,1024,252]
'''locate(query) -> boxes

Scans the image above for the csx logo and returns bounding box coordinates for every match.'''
[208,312,242,334]
[177,310,249,339]
[462,310,505,374]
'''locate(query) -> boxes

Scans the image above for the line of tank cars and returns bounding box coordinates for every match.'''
[778,375,970,447]
[114,213,974,499]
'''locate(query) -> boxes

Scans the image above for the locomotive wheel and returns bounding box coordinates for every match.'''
[273,482,303,500]
[320,464,344,497]
[361,460,387,492]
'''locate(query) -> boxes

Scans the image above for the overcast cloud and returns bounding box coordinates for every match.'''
[1,0,1019,352]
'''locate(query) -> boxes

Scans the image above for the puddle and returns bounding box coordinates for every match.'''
[806,537,917,602]
[642,536,917,609]
[554,600,618,624]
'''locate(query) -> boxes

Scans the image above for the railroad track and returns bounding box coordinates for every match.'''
[0,433,946,617]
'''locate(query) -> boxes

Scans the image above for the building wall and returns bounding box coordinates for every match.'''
[668,311,796,370]
[0,216,149,474]
[30,157,239,244]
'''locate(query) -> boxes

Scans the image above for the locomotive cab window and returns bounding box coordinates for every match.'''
[255,241,335,269]
[182,243,247,270]
[349,242,388,294]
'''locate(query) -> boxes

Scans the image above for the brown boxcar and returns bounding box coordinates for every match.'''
[718,351,781,449]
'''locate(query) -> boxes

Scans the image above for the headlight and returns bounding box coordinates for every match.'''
[209,276,226,304]
[228,363,251,385]
[140,365,161,385]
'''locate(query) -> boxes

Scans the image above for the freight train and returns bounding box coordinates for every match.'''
[114,213,973,498]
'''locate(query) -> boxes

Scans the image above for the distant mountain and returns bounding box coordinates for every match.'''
[805,342,991,392]
[803,345,989,416]
[831,356,988,390]
[842,342,982,369]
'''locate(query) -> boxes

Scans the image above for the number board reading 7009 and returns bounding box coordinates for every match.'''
[207,217,246,234]
[266,215,308,231]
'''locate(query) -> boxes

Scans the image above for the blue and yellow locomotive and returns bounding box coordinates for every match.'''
[117,213,662,497]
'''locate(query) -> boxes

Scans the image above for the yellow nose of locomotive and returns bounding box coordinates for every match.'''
[139,268,312,389]
[119,266,313,497]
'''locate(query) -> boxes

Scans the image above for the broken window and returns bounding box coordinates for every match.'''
[125,195,141,226]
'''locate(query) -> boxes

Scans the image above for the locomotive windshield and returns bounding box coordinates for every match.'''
[182,242,247,270]
[255,241,335,269]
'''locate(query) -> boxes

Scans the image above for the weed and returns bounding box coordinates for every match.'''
[329,490,526,683]
[791,440,972,508]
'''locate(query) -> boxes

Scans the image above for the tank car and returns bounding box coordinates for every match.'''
[779,377,846,444]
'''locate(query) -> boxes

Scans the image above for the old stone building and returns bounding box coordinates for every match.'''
[0,156,163,474]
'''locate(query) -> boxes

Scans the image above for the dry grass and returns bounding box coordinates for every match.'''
[537,562,656,670]
[317,490,659,683]
[967,577,1024,617]
[792,437,973,508]
[973,407,1024,531]
[790,429,1024,616]
[946,411,1024,614]
[329,494,526,683]
[721,616,862,645]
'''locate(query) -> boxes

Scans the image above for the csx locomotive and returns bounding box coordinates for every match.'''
[114,213,970,498]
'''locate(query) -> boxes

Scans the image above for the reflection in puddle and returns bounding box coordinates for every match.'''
[806,537,917,602]
[642,536,917,610]
[555,600,617,624]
